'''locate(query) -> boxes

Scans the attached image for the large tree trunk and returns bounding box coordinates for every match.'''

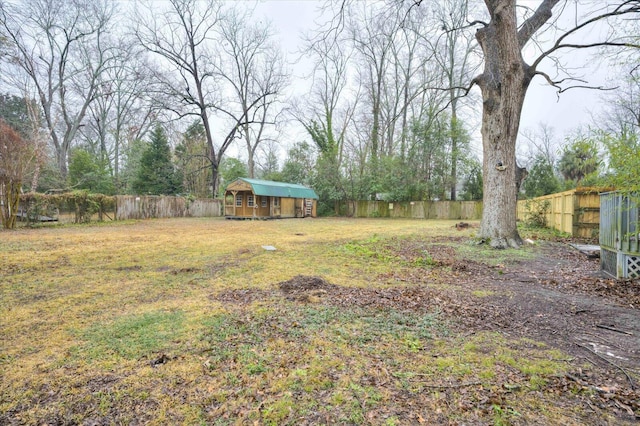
[476,1,533,249]
[479,99,524,248]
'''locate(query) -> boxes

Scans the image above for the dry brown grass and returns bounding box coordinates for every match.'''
[0,218,615,425]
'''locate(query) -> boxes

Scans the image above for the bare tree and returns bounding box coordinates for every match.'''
[296,15,361,212]
[214,7,287,179]
[0,0,117,180]
[465,0,640,248]
[311,0,638,239]
[384,2,437,160]
[519,122,560,168]
[350,4,397,166]
[431,0,481,200]
[0,83,50,192]
[306,0,472,202]
[81,38,159,192]
[299,24,354,163]
[135,0,284,195]
[601,64,640,133]
[23,93,48,192]
[134,0,224,196]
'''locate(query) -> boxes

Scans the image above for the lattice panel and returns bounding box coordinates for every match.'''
[601,249,617,278]
[626,256,640,278]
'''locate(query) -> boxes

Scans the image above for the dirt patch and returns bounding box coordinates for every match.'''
[367,239,640,419]
[278,275,334,292]
[215,288,273,305]
[407,239,640,420]
[213,240,640,422]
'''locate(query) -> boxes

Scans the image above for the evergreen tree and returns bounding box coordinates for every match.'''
[132,125,182,195]
[0,93,31,137]
[218,157,248,195]
[523,155,560,198]
[68,148,115,195]
[558,137,601,187]
[120,138,147,195]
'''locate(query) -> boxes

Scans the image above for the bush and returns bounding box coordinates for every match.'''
[524,199,550,228]
[19,191,116,225]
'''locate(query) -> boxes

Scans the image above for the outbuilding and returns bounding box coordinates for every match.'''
[600,191,640,278]
[224,178,319,219]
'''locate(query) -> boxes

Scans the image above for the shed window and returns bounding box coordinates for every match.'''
[247,195,254,207]
[261,197,267,207]
[273,197,280,207]
[235,194,242,207]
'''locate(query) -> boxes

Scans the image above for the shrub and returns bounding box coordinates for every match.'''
[524,199,550,228]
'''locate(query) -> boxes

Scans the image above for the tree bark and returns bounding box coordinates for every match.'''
[476,1,533,248]
[0,178,21,229]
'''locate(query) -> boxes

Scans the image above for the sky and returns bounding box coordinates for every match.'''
[251,0,620,161]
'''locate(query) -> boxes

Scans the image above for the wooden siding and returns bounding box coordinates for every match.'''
[226,180,252,192]
[223,191,317,219]
[281,197,296,218]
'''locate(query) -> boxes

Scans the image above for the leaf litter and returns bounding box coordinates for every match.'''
[213,238,640,424]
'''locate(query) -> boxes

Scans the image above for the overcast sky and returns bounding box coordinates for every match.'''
[251,0,617,159]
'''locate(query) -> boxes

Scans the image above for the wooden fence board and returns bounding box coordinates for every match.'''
[349,200,482,220]
[516,188,605,237]
[115,196,222,220]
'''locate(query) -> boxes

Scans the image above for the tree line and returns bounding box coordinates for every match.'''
[0,0,482,218]
[1,1,638,238]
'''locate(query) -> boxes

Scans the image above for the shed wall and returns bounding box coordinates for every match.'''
[599,192,640,279]
[280,198,296,218]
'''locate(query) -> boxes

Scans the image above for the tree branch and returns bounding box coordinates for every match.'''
[517,0,561,49]
[533,70,618,96]
[531,2,640,70]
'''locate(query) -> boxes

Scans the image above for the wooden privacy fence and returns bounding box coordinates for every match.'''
[516,188,605,237]
[115,196,222,220]
[348,200,483,220]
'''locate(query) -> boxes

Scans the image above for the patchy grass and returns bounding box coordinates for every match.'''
[455,237,537,266]
[518,222,574,242]
[0,218,626,424]
[71,310,186,362]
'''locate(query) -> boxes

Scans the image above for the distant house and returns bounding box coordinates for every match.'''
[224,178,319,219]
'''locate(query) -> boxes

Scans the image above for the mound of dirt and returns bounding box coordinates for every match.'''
[278,275,333,292]
[278,275,336,303]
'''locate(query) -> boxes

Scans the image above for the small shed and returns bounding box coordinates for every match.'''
[599,191,640,278]
[224,178,319,219]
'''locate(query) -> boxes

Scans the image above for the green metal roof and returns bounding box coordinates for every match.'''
[235,178,319,199]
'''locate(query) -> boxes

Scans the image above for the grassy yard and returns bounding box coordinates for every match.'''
[0,218,630,424]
